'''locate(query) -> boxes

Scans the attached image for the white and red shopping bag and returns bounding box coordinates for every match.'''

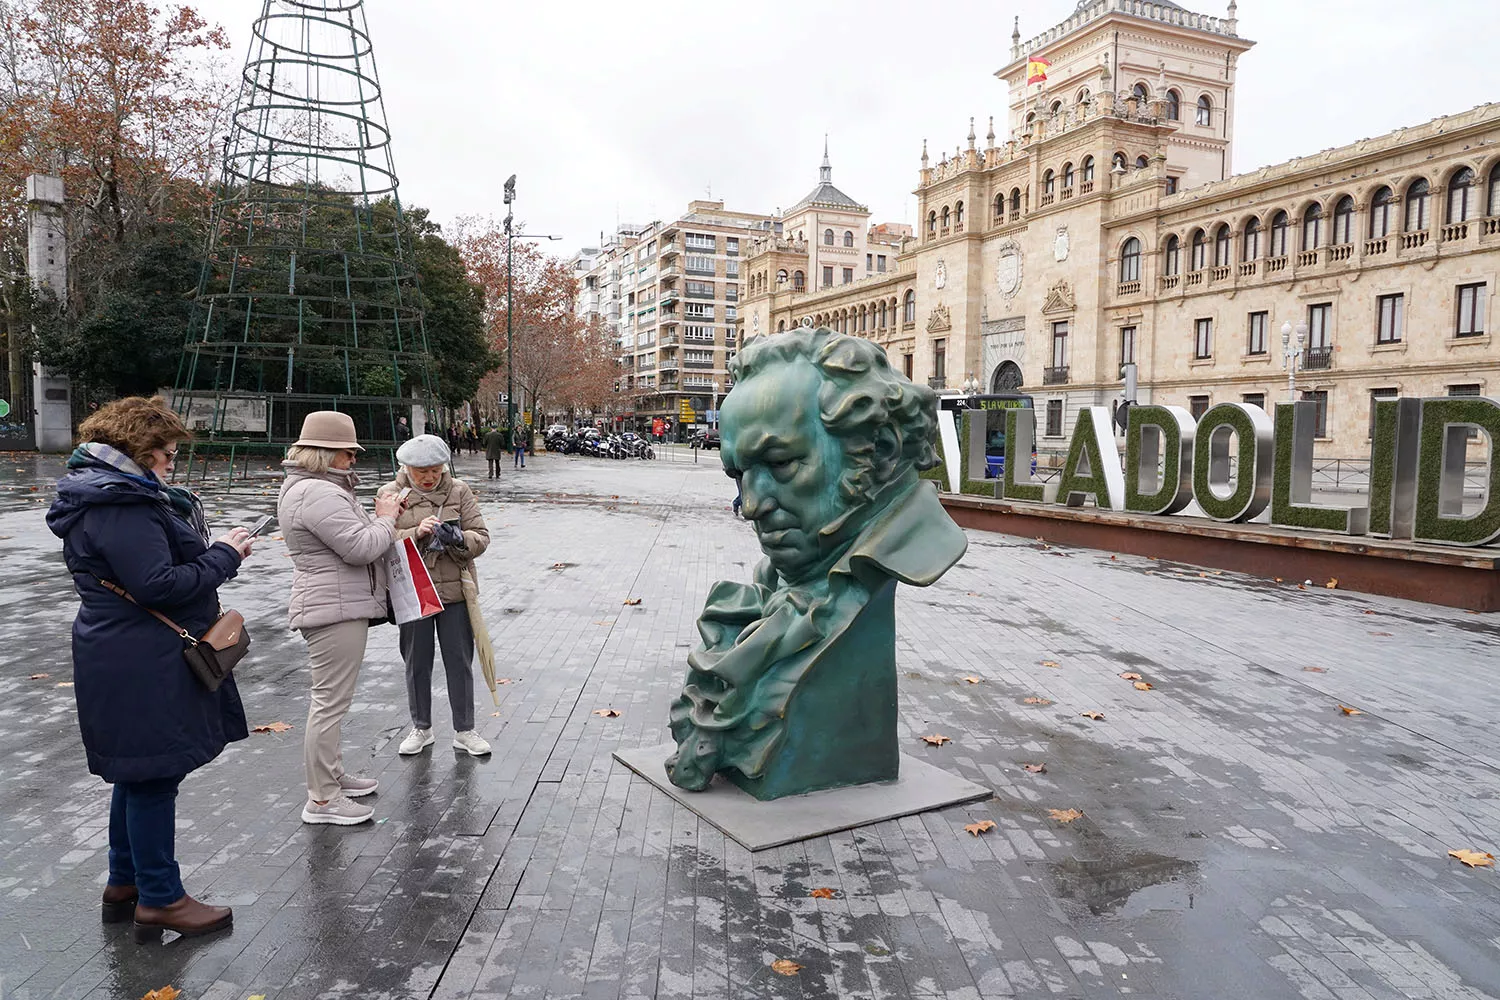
[386,536,444,624]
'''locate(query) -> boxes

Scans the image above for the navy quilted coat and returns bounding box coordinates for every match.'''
[47,465,248,783]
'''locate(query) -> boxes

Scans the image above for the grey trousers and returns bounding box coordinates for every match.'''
[301,619,369,801]
[399,603,476,732]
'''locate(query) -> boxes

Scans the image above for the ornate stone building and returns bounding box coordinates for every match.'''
[740,0,1500,460]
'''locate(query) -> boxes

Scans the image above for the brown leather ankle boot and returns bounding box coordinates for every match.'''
[133,893,232,943]
[102,884,138,923]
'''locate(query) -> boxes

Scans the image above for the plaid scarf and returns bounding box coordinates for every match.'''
[67,443,211,543]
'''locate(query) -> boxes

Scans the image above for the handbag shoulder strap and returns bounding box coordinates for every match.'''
[97,578,200,646]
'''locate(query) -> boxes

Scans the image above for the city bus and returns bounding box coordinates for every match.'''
[938,393,1036,478]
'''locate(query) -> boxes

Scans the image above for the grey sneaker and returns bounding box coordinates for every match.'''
[337,774,378,798]
[452,730,492,756]
[301,793,374,826]
[399,727,435,755]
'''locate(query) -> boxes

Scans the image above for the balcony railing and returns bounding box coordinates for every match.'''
[1185,271,1204,286]
[1238,261,1257,277]
[1043,365,1070,385]
[1329,243,1353,262]
[1402,231,1429,249]
[685,288,715,299]
[1303,346,1333,370]
[1266,255,1288,273]
[684,359,716,369]
[1079,180,1095,194]
[1296,250,1319,267]
[660,290,680,306]
[1443,222,1470,242]
[1485,217,1500,236]
[1039,193,1055,207]
[927,376,947,390]
[1160,274,1180,290]
[1210,265,1230,282]
[1117,279,1141,295]
[1364,237,1388,256]
[658,358,680,372]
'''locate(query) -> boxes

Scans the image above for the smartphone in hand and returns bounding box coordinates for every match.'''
[247,514,275,538]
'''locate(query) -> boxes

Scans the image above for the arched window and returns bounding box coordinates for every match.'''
[1112,152,1127,171]
[776,269,788,285]
[903,290,916,325]
[1062,162,1075,189]
[1242,217,1261,260]
[1214,223,1232,266]
[859,306,867,332]
[1076,88,1091,104]
[1489,163,1500,218]
[994,193,1004,218]
[1163,234,1181,276]
[1190,228,1208,270]
[941,206,951,229]
[1165,89,1181,120]
[823,228,834,246]
[879,302,887,328]
[927,211,937,235]
[1270,210,1289,256]
[1119,237,1141,282]
[1043,169,1056,194]
[1132,82,1149,103]
[1370,186,1393,238]
[1025,111,1037,128]
[777,320,786,332]
[1302,203,1322,251]
[793,270,805,291]
[1448,167,1475,223]
[1082,156,1095,182]
[1010,188,1022,214]
[1333,195,1355,244]
[1050,100,1063,114]
[955,202,965,226]
[1135,154,1149,170]
[1196,94,1212,127]
[1405,179,1430,231]
[843,230,855,247]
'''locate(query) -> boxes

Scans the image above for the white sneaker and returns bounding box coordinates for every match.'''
[301,793,374,826]
[399,727,435,755]
[452,730,492,756]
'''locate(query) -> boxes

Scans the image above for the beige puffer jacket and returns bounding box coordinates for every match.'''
[376,470,489,604]
[278,464,397,629]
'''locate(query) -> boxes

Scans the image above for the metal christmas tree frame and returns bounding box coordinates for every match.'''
[174,0,434,477]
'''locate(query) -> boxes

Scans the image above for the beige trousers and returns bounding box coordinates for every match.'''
[301,619,369,801]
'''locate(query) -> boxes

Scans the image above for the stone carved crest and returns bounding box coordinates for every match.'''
[934,259,947,290]
[1054,225,1070,262]
[995,240,1023,301]
[926,304,952,333]
[1041,279,1076,315]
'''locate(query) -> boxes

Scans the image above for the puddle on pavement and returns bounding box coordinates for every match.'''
[1044,847,1198,917]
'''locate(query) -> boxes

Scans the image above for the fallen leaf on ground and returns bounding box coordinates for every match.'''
[1080,711,1105,720]
[771,959,802,976]
[497,678,516,684]
[28,673,49,680]
[809,887,836,899]
[249,995,267,1000]
[1362,609,1377,615]
[920,734,952,746]
[490,711,502,717]
[1133,681,1154,691]
[1302,666,1327,673]
[1048,808,1084,823]
[252,722,294,733]
[1337,704,1363,716]
[592,708,621,718]
[1022,763,1047,773]
[963,676,982,684]
[1109,555,1117,560]
[1275,577,1284,583]
[1369,631,1393,637]
[550,562,566,569]
[964,820,997,836]
[1296,583,1307,591]
[142,988,181,1000]
[623,598,642,605]
[1326,578,1339,589]
[1023,696,1051,705]
[1041,659,1061,668]
[1119,671,1142,680]
[1448,848,1495,868]
[56,682,73,688]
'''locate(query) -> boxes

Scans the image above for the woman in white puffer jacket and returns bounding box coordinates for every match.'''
[277,411,401,827]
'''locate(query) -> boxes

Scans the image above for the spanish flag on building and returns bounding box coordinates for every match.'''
[1026,56,1051,85]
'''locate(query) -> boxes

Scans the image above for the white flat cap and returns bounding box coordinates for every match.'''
[396,434,451,468]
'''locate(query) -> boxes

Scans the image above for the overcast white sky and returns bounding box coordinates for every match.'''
[193,0,1500,254]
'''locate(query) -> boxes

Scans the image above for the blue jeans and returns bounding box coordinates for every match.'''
[513,445,525,468]
[108,775,185,907]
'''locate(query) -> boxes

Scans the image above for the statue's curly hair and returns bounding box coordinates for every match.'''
[729,328,940,505]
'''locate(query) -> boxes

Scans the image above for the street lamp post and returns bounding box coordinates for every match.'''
[500,174,562,434]
[1281,320,1307,402]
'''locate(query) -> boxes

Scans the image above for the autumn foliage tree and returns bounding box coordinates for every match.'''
[455,216,621,425]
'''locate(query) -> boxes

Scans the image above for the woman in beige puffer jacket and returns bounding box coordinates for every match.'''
[276,411,402,827]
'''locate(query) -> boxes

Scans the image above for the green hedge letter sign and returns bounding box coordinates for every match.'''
[1124,404,1195,515]
[1003,407,1048,503]
[1413,397,1500,545]
[1192,402,1273,522]
[1271,401,1369,534]
[1056,406,1124,509]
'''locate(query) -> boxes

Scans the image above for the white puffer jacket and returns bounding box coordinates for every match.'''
[277,464,396,630]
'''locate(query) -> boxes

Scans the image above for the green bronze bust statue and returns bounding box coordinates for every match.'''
[666,327,968,800]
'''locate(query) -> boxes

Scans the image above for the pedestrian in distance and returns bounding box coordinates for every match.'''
[512,423,528,468]
[394,415,412,442]
[464,423,479,456]
[483,424,507,479]
[277,412,402,826]
[46,396,255,942]
[378,435,493,757]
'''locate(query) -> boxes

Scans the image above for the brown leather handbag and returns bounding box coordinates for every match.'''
[99,579,251,692]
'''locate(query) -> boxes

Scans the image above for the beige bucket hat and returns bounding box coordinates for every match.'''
[293,411,364,451]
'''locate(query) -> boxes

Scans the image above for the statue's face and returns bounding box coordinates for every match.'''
[722,361,848,584]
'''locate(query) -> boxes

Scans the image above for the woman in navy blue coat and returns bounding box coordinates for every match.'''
[47,397,255,942]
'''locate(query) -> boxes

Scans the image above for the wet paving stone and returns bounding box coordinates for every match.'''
[1,448,1499,998]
